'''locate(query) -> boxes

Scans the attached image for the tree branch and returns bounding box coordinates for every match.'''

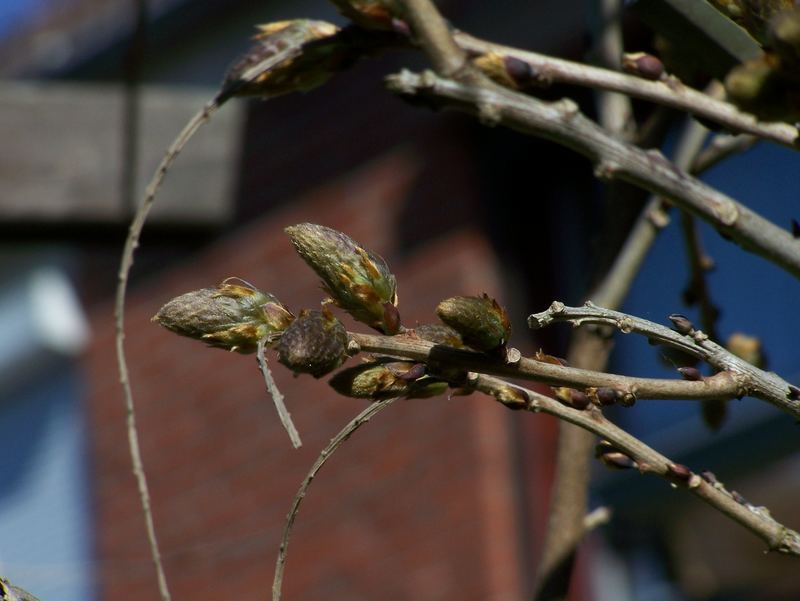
[349,331,743,402]
[452,32,799,149]
[386,70,800,279]
[474,375,800,556]
[529,301,800,417]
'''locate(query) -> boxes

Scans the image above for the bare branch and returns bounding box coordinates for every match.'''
[272,397,400,601]
[475,374,800,555]
[453,31,800,149]
[386,70,800,279]
[350,331,743,401]
[257,340,302,448]
[529,301,800,418]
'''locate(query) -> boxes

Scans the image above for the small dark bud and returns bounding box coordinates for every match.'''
[731,490,748,505]
[622,52,665,80]
[595,441,637,470]
[668,313,695,335]
[792,218,800,239]
[595,387,619,406]
[668,463,692,481]
[397,363,426,381]
[504,55,535,86]
[153,280,294,354]
[413,323,464,347]
[569,390,591,410]
[700,470,719,485]
[788,385,800,400]
[286,223,400,334]
[277,308,348,378]
[436,294,511,353]
[678,366,704,381]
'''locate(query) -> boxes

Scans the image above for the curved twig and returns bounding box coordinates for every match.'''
[272,397,400,601]
[114,101,219,601]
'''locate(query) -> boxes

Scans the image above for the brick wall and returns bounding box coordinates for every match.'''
[83,148,555,601]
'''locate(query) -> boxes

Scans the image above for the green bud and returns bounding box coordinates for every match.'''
[277,308,348,378]
[153,279,294,354]
[413,323,464,347]
[435,294,511,352]
[329,359,447,400]
[286,223,400,334]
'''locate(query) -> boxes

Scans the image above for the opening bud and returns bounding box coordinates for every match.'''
[286,223,400,334]
[153,279,294,353]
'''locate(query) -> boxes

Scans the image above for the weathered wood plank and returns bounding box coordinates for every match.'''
[0,82,240,223]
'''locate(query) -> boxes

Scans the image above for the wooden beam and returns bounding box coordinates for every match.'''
[0,82,241,224]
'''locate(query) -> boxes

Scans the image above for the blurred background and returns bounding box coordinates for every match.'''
[0,1,798,600]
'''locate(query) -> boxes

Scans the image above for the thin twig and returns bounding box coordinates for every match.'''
[452,31,800,149]
[257,340,302,448]
[272,397,400,601]
[529,301,799,417]
[386,70,800,279]
[475,374,800,555]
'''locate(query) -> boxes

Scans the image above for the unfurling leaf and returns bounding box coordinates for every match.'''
[153,279,294,353]
[435,294,511,352]
[286,223,400,334]
[329,359,447,400]
[277,308,349,378]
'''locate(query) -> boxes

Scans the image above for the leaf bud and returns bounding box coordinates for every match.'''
[277,308,348,377]
[621,52,665,80]
[678,366,704,381]
[595,441,637,470]
[595,387,619,406]
[412,323,464,347]
[286,223,400,334]
[668,313,695,335]
[153,280,294,353]
[435,294,511,353]
[221,20,347,101]
[329,359,446,400]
